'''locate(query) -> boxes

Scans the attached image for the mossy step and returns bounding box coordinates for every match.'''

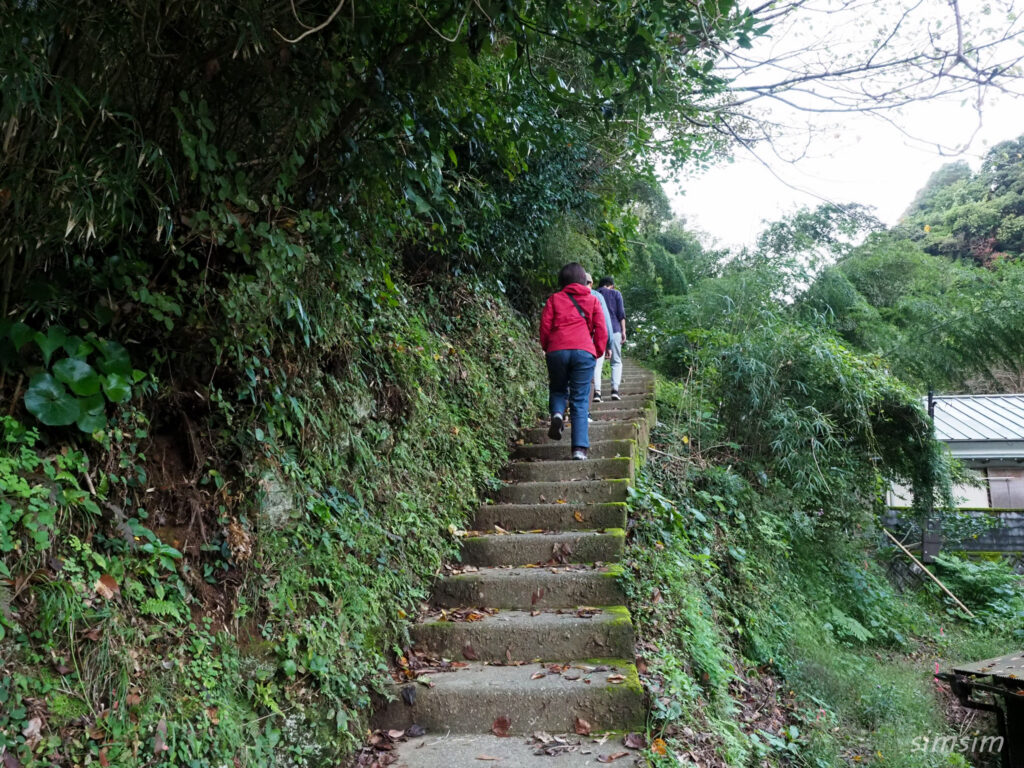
[513,439,636,462]
[495,479,630,505]
[412,606,634,662]
[376,660,644,735]
[461,529,626,567]
[503,457,633,483]
[474,502,628,532]
[434,565,625,609]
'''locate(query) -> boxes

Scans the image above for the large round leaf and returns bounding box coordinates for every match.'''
[96,340,132,377]
[102,373,132,403]
[53,357,102,396]
[33,326,67,366]
[76,393,108,433]
[24,373,81,426]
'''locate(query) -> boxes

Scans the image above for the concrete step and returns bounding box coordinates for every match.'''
[503,458,633,483]
[494,479,629,505]
[433,565,625,609]
[376,660,644,735]
[412,607,634,662]
[522,421,639,444]
[474,502,628,532]
[387,733,641,767]
[513,439,636,462]
[461,530,625,567]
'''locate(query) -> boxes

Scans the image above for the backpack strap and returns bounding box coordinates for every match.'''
[566,292,587,321]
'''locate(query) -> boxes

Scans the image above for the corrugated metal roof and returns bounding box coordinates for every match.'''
[932,395,1024,442]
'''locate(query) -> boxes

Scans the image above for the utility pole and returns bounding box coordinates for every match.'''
[922,388,942,563]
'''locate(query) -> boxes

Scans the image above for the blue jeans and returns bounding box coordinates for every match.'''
[546,349,597,449]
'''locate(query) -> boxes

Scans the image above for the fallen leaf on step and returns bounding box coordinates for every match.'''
[574,510,585,522]
[494,524,508,535]
[606,673,626,684]
[476,755,502,761]
[651,738,668,755]
[491,716,511,737]
[533,731,553,744]
[462,643,478,660]
[623,732,646,749]
[531,672,545,679]
[400,686,416,706]
[407,724,427,737]
[597,752,630,763]
[574,717,592,736]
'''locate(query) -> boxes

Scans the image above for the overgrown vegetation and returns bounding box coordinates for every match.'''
[620,147,1024,766]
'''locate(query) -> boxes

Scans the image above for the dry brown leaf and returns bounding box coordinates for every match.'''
[597,752,630,763]
[574,717,592,736]
[623,732,646,749]
[652,738,668,755]
[154,717,168,754]
[491,716,511,738]
[94,574,119,600]
[574,510,585,522]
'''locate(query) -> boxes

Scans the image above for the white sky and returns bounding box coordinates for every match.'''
[663,2,1024,249]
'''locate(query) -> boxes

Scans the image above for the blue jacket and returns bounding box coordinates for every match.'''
[591,289,613,339]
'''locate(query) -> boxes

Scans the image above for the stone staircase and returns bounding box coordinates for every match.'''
[375,363,655,766]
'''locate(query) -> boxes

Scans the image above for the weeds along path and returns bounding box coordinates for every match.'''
[373,362,656,765]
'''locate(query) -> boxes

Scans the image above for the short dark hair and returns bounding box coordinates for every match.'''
[598,276,615,288]
[558,262,587,288]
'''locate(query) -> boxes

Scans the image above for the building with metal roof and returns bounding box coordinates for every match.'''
[931,394,1024,461]
[888,394,1024,554]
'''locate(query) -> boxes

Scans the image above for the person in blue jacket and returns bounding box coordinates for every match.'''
[594,276,626,400]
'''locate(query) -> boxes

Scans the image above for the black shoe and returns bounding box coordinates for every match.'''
[548,413,564,441]
[593,391,602,402]
[610,390,621,401]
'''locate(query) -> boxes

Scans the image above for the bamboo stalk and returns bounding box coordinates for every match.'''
[883,527,975,618]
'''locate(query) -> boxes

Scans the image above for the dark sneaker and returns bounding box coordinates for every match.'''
[610,390,621,401]
[548,413,564,441]
[593,391,602,403]
[571,447,588,460]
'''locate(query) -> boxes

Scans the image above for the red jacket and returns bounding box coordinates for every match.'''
[539,283,609,357]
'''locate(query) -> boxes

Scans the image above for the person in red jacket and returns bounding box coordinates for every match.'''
[539,262,609,460]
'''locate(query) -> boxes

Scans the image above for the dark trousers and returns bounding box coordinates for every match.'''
[545,349,596,449]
